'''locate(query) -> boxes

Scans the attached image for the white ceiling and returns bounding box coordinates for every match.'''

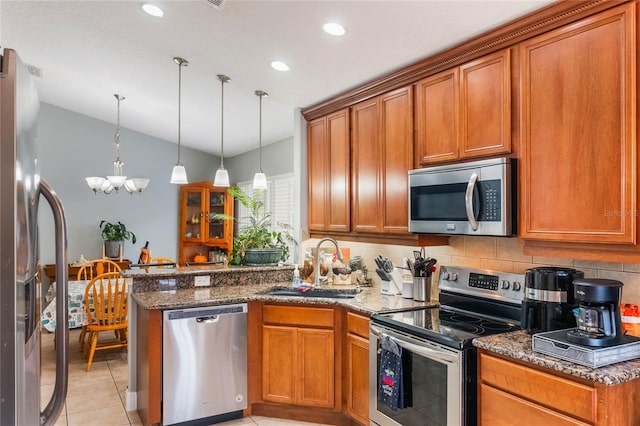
[0,0,554,157]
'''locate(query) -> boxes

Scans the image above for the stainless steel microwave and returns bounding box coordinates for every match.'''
[408,157,514,236]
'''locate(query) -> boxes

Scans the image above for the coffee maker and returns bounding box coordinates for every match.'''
[522,267,584,333]
[567,278,624,347]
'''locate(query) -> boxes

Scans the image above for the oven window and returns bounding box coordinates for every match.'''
[377,350,448,425]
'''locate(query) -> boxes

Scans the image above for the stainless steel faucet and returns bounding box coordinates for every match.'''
[314,238,343,286]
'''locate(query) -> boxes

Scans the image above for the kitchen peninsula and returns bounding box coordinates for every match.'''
[124,264,434,426]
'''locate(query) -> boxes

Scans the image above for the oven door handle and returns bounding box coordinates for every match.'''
[465,172,479,231]
[370,325,459,364]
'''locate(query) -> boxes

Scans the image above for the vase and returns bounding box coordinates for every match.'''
[104,240,123,258]
[243,248,283,266]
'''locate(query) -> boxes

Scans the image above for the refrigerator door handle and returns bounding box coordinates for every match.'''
[39,180,69,426]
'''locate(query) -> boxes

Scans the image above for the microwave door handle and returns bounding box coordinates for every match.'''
[465,172,479,231]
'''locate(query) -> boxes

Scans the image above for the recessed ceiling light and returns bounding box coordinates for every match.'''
[323,22,346,36]
[271,61,290,72]
[142,4,164,18]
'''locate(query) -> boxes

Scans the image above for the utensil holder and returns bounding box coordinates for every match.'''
[413,276,432,302]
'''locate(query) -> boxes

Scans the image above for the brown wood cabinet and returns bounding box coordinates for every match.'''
[519,3,637,257]
[352,85,414,234]
[307,109,350,233]
[134,305,162,426]
[414,48,511,166]
[344,311,370,425]
[261,304,338,409]
[178,182,233,266]
[478,350,640,426]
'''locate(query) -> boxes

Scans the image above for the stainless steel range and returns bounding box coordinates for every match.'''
[370,265,524,426]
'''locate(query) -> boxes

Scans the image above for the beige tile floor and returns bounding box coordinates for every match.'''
[41,329,329,426]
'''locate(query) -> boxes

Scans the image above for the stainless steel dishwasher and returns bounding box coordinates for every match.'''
[163,303,247,425]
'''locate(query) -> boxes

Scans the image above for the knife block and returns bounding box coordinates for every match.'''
[380,268,403,295]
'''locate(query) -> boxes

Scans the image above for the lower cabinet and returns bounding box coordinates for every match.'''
[261,304,337,409]
[344,311,370,425]
[478,350,640,426]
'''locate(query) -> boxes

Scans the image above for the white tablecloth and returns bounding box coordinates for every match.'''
[41,280,90,332]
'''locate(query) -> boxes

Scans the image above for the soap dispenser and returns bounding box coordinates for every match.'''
[292,264,301,289]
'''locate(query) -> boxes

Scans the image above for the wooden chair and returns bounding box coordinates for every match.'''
[150,257,176,268]
[77,259,122,351]
[76,258,122,280]
[83,272,128,371]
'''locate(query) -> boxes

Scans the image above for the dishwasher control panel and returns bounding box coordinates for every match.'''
[165,303,247,320]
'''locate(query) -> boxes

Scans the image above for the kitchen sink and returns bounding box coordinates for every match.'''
[259,287,360,299]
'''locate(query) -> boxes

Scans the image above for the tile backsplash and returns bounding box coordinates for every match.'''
[302,236,640,305]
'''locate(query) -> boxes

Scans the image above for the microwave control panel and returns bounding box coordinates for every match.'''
[478,181,501,221]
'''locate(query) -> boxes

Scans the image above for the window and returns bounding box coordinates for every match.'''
[236,173,295,261]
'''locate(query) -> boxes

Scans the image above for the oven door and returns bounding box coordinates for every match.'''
[369,323,464,426]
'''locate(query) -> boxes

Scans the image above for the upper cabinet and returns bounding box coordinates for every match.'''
[519,3,636,249]
[352,86,414,234]
[308,109,350,233]
[415,48,512,166]
[178,182,234,265]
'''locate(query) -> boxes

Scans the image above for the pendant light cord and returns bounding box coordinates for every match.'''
[258,93,263,173]
[113,94,124,174]
[220,77,225,168]
[177,61,183,164]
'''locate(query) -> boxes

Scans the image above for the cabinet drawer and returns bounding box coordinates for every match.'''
[480,353,595,422]
[346,312,369,338]
[263,305,334,328]
[480,384,589,426]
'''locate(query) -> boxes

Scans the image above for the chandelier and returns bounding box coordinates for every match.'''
[85,94,150,194]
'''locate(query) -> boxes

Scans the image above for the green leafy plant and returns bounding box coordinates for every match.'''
[214,187,296,265]
[99,220,137,244]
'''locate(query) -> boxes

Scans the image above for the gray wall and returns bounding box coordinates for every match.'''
[225,137,294,183]
[37,103,219,267]
[37,103,295,270]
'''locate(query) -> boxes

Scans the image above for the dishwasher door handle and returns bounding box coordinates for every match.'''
[196,315,220,324]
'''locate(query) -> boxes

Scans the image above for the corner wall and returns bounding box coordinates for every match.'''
[37,103,218,268]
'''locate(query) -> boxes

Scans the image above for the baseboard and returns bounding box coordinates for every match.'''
[126,389,137,411]
[251,403,353,426]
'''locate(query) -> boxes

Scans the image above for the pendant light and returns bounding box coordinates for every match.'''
[213,74,231,187]
[252,90,268,190]
[85,94,150,194]
[170,57,189,184]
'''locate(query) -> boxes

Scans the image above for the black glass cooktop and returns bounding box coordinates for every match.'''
[372,305,521,350]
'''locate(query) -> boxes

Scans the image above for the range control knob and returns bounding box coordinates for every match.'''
[501,280,510,290]
[513,281,522,291]
[450,272,458,282]
[441,271,450,280]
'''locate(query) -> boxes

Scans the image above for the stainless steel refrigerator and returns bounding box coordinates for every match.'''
[0,48,69,426]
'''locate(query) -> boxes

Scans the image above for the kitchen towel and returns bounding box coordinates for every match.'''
[378,336,405,410]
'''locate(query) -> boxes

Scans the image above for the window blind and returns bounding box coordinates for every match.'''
[236,173,294,262]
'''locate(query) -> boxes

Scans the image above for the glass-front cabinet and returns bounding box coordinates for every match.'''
[178,182,234,266]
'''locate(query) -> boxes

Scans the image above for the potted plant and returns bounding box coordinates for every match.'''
[99,220,137,258]
[214,187,296,266]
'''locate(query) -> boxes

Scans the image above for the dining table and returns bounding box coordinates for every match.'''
[41,280,91,332]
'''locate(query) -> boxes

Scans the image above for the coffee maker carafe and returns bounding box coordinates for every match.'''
[567,278,623,347]
[522,267,584,333]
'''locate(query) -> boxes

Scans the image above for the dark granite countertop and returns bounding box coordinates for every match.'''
[473,330,640,385]
[131,281,435,315]
[128,263,436,315]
